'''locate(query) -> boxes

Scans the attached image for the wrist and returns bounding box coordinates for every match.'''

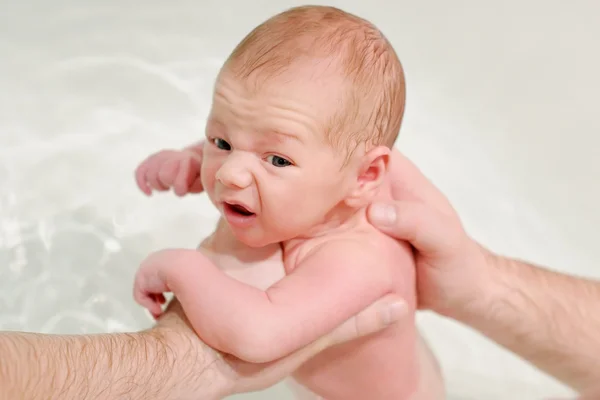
[446,245,529,345]
[439,241,507,323]
[152,299,232,399]
[148,326,228,400]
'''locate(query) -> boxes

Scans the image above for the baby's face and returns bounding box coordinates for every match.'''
[201,65,360,247]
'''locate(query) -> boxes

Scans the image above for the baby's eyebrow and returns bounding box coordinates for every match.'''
[206,117,226,132]
[269,130,303,143]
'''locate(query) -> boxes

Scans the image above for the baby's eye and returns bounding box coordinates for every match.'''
[266,155,292,167]
[212,138,231,151]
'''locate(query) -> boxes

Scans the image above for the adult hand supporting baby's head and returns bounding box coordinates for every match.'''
[151,294,408,398]
[366,148,493,319]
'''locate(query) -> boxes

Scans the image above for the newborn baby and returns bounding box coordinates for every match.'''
[134,5,444,399]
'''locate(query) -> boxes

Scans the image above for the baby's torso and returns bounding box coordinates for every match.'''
[198,186,442,399]
[199,218,285,291]
[284,216,424,400]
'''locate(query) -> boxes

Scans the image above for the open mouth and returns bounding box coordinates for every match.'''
[225,202,255,217]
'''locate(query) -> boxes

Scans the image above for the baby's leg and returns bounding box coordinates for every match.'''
[286,378,325,400]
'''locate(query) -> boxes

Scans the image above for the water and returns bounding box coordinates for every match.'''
[2,1,599,398]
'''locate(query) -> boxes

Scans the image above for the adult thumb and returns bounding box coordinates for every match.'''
[329,295,408,347]
[367,201,456,257]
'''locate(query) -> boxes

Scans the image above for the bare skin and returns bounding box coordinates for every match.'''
[136,142,600,398]
[367,150,600,397]
[0,282,407,400]
[2,135,407,399]
[134,152,443,400]
[134,61,444,399]
[134,210,443,400]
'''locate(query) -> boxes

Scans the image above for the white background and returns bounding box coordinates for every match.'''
[1,1,598,398]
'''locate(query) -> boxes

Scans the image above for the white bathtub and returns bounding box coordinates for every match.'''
[1,1,598,398]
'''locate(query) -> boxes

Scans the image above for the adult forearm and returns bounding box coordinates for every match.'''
[456,250,600,391]
[0,328,220,400]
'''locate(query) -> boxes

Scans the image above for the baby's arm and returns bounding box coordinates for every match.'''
[134,241,393,363]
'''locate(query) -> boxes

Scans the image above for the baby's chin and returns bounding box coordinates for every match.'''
[230,225,302,249]
[229,227,281,248]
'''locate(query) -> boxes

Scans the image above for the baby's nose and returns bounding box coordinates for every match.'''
[215,154,254,189]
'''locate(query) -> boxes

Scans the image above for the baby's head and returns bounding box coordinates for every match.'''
[201,5,406,247]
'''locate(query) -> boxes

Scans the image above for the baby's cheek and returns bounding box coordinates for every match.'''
[272,201,314,231]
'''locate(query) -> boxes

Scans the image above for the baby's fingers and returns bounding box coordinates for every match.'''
[173,157,199,196]
[147,301,163,319]
[153,159,179,191]
[134,291,163,318]
[188,175,205,193]
[135,163,152,195]
[153,293,166,304]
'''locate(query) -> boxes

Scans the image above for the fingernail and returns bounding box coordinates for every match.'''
[382,301,406,325]
[369,203,396,226]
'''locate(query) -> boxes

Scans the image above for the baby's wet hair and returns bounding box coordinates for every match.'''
[223,5,406,157]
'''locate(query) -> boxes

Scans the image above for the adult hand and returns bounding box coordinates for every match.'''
[153,295,409,398]
[367,149,492,318]
[368,149,600,397]
[1,294,405,400]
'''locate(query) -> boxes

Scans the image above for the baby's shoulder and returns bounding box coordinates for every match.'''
[296,224,404,268]
[328,222,413,273]
[337,218,407,250]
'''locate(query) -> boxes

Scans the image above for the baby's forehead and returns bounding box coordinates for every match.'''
[226,53,347,90]
[217,60,348,120]
[217,5,406,149]
[212,70,337,132]
[218,62,370,153]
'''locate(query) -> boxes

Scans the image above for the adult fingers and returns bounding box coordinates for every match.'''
[387,149,454,217]
[327,294,408,346]
[225,295,407,395]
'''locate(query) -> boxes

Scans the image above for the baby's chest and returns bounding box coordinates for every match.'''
[199,240,287,291]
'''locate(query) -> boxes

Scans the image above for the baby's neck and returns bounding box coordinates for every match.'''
[282,203,367,253]
[207,218,281,261]
[283,176,395,248]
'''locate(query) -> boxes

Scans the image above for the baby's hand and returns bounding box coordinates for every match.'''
[135,149,203,196]
[133,254,171,319]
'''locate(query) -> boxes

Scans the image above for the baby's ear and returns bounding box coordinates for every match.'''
[344,145,390,208]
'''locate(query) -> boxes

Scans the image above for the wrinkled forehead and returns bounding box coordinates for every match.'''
[218,58,346,104]
[210,60,348,139]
